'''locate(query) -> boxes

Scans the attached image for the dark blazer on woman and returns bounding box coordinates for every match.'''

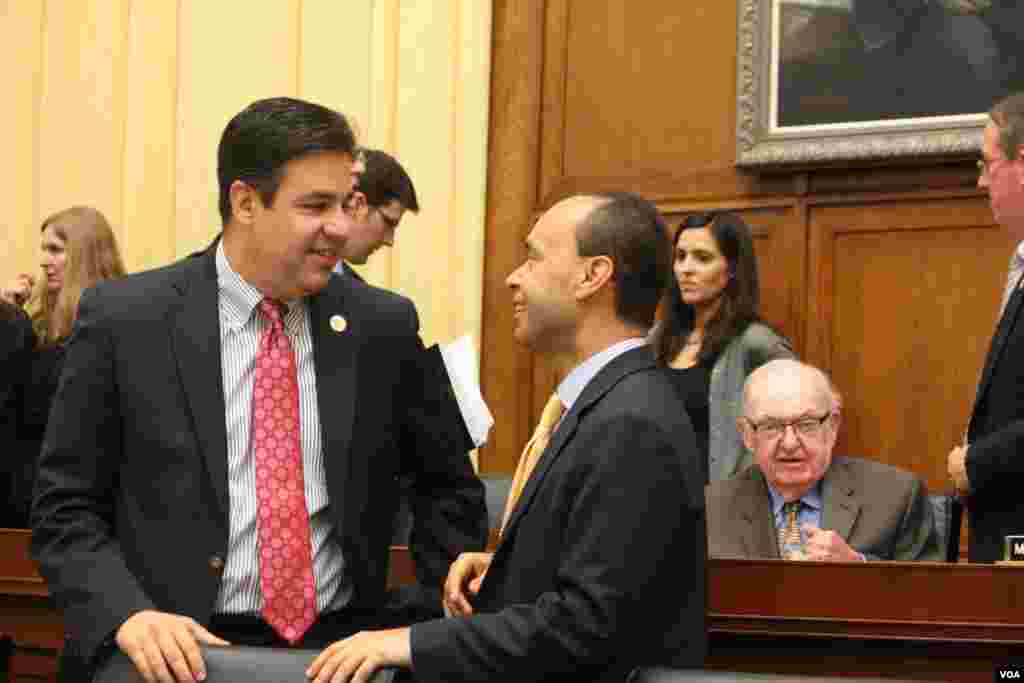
[0,305,36,526]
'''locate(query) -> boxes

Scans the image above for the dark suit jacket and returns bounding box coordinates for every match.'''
[966,282,1024,562]
[410,347,707,682]
[338,261,473,457]
[706,457,939,562]
[0,306,35,526]
[29,246,487,677]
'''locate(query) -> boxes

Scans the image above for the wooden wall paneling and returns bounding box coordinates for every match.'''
[538,0,569,206]
[805,194,1013,493]
[479,0,546,474]
[535,0,797,211]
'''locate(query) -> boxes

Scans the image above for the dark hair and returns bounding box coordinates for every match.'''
[574,192,671,329]
[217,97,357,226]
[357,149,419,212]
[990,92,1024,160]
[652,211,762,365]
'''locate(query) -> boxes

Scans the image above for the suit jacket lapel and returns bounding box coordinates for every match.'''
[973,281,1024,420]
[499,347,652,541]
[308,277,359,527]
[740,469,782,559]
[341,262,365,283]
[821,459,859,542]
[168,249,230,523]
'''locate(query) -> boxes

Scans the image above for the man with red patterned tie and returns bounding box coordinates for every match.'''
[30,98,486,683]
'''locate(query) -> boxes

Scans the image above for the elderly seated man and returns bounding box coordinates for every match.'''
[706,359,940,561]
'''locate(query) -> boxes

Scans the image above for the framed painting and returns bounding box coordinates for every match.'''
[735,0,1023,168]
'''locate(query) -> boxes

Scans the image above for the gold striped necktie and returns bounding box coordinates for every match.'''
[499,393,565,537]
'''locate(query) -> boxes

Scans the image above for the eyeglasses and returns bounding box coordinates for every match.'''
[745,412,833,441]
[373,207,401,230]
[341,191,363,218]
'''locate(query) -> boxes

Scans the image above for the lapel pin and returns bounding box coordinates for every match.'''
[330,314,348,333]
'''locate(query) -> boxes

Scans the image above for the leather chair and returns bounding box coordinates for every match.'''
[928,492,963,562]
[0,634,12,683]
[629,669,921,683]
[94,645,395,683]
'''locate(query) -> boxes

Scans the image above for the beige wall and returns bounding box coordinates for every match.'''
[1,0,490,352]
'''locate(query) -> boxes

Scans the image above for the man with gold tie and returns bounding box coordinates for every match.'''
[949,92,1024,563]
[305,192,707,682]
[708,359,939,562]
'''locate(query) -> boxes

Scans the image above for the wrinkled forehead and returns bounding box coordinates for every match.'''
[746,369,833,419]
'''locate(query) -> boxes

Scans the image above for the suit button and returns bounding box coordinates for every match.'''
[208,555,225,574]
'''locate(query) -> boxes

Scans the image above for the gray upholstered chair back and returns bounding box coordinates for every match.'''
[94,646,395,683]
[630,669,922,683]
[928,492,963,562]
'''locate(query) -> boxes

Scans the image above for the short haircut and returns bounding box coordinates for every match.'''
[357,149,419,212]
[217,97,357,226]
[990,92,1024,160]
[574,192,671,329]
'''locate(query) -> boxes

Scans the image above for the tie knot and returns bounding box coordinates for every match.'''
[258,298,287,329]
[783,500,801,518]
[537,393,565,433]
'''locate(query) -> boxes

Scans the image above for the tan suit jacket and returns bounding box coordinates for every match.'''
[706,456,940,561]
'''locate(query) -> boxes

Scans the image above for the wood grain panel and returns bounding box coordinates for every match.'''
[806,195,1014,493]
[479,0,545,474]
[538,0,796,211]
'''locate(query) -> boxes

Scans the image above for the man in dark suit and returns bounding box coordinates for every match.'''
[30,97,486,683]
[304,192,707,683]
[708,360,939,562]
[950,92,1024,563]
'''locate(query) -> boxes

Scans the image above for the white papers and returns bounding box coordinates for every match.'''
[439,334,493,448]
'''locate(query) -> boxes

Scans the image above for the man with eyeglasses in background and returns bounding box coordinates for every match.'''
[948,92,1024,563]
[336,149,418,277]
[707,359,940,562]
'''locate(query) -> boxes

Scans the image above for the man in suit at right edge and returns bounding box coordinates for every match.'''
[949,92,1024,563]
[304,192,707,682]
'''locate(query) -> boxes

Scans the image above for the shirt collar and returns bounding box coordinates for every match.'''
[555,338,647,413]
[766,479,823,519]
[215,241,305,332]
[1013,241,1024,269]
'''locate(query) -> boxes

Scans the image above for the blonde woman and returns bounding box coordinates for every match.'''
[0,206,125,525]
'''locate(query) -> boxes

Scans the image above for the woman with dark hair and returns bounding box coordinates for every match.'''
[0,206,126,525]
[651,211,794,482]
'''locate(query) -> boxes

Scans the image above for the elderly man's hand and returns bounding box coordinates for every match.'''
[947,445,970,495]
[115,610,230,683]
[442,551,492,617]
[306,628,410,683]
[801,524,863,562]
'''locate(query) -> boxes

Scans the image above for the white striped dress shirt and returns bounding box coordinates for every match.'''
[213,243,351,615]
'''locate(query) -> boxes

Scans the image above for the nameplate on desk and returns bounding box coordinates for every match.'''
[1005,535,1024,562]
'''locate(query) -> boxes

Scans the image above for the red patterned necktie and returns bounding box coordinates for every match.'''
[252,299,317,644]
